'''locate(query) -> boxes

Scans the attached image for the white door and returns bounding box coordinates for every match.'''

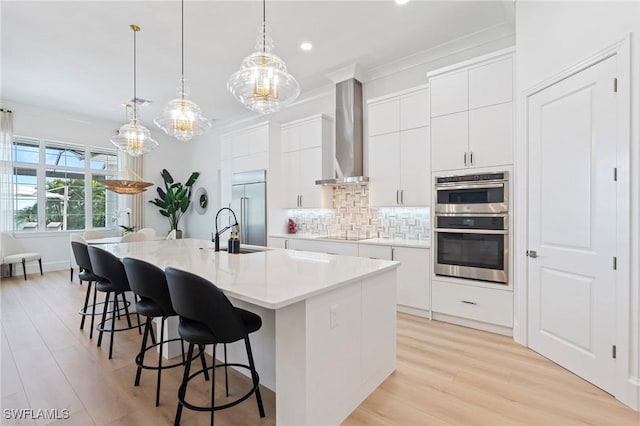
[528,56,617,393]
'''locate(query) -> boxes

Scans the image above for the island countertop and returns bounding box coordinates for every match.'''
[96,238,399,310]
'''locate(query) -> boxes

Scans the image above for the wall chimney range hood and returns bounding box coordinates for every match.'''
[315,78,369,185]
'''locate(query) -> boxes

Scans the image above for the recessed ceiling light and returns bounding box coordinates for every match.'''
[300,42,313,51]
[395,0,410,5]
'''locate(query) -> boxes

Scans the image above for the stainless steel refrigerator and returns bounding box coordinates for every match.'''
[231,170,267,246]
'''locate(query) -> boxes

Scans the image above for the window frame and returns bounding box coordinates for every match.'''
[12,136,119,233]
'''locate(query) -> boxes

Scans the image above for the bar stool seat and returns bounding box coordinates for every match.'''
[123,257,209,407]
[165,267,266,426]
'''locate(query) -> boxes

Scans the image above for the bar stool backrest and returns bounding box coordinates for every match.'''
[165,267,245,344]
[87,246,131,292]
[123,257,175,316]
[71,241,94,273]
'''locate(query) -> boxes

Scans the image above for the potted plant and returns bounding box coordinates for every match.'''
[149,169,200,238]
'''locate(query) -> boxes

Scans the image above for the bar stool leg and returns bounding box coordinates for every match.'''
[135,317,152,386]
[22,259,27,280]
[175,343,195,426]
[89,284,98,339]
[80,281,93,330]
[156,317,166,407]
[245,337,265,418]
[224,343,229,397]
[109,293,118,359]
[121,292,133,328]
[200,345,210,381]
[97,291,111,347]
[210,344,217,426]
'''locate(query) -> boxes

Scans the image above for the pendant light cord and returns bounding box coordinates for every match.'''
[262,0,266,53]
[132,25,137,121]
[181,0,185,97]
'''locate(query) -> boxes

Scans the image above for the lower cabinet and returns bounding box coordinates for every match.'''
[288,239,358,256]
[359,244,430,316]
[431,280,513,328]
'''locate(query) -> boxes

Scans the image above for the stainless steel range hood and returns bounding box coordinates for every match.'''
[315,79,369,185]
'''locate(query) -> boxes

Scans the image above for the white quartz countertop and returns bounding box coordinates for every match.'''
[269,234,431,249]
[97,238,399,310]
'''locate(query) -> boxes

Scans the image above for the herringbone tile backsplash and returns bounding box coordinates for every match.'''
[287,184,430,240]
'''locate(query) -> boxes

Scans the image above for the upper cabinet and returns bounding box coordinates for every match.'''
[280,115,333,209]
[367,86,430,207]
[220,122,275,209]
[428,49,514,172]
[368,87,430,137]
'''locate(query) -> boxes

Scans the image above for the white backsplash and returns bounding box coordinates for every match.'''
[287,184,430,240]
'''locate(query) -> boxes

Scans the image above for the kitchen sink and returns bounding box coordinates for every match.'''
[236,247,270,254]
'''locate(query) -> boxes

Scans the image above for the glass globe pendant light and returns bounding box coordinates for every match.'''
[227,0,300,114]
[155,0,210,141]
[111,25,158,157]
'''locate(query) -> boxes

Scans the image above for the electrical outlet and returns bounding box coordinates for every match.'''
[330,304,338,329]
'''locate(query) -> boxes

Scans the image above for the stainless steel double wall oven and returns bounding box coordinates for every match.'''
[434,172,509,284]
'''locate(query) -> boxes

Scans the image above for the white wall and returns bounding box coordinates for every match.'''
[3,100,192,272]
[515,0,640,410]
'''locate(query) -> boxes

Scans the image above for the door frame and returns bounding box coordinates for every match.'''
[513,35,636,408]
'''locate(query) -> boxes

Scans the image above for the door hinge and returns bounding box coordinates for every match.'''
[613,78,618,92]
[613,257,617,270]
[612,345,617,359]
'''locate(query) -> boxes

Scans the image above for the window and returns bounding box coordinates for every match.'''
[12,137,118,232]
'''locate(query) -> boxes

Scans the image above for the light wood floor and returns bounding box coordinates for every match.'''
[2,272,639,426]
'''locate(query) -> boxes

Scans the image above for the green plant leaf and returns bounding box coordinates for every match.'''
[156,187,166,200]
[159,210,170,218]
[185,172,200,187]
[180,197,189,212]
[161,169,174,184]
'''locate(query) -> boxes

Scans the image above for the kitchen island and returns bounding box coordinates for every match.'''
[98,238,399,425]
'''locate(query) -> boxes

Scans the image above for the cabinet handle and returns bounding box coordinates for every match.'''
[461,300,477,305]
[391,247,395,260]
[396,190,399,205]
[285,240,288,249]
[470,151,474,165]
[401,190,404,205]
[463,152,467,166]
[300,195,303,207]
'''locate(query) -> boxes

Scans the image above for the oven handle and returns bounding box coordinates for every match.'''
[435,182,505,190]
[434,228,508,235]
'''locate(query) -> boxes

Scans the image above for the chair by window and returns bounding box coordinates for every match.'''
[121,232,147,243]
[83,230,105,240]
[1,232,42,280]
[137,228,157,237]
[69,233,86,283]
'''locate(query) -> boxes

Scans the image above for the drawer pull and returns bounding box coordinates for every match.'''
[461,300,477,305]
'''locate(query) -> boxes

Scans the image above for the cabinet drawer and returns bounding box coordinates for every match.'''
[288,239,358,256]
[358,244,392,260]
[432,281,512,327]
[267,237,287,249]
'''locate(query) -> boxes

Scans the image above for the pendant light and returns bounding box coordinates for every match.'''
[155,0,210,141]
[111,25,158,157]
[96,169,153,195]
[227,0,300,114]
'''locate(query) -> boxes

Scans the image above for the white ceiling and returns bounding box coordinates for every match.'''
[2,1,514,125]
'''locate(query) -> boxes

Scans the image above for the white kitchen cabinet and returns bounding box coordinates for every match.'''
[368,98,400,136]
[281,115,332,209]
[288,238,358,256]
[400,89,430,130]
[429,49,514,172]
[368,86,430,207]
[468,57,513,110]
[430,70,468,117]
[358,244,430,316]
[468,102,513,168]
[399,127,430,206]
[267,236,288,249]
[431,112,469,172]
[431,280,513,328]
[368,133,401,207]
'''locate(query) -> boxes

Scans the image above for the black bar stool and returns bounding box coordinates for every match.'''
[71,241,103,339]
[165,267,266,426]
[87,246,142,359]
[123,257,210,407]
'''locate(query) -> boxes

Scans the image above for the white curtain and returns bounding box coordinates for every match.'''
[0,109,14,233]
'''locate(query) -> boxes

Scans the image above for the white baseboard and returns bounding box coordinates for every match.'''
[432,312,513,337]
[397,305,430,318]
